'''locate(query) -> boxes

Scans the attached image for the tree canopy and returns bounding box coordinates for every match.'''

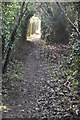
[2,1,80,118]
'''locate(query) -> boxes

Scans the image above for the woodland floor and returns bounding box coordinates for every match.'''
[2,34,79,119]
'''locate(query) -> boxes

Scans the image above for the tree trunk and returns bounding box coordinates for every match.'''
[2,2,25,74]
[2,3,42,74]
[56,1,80,36]
[20,12,33,44]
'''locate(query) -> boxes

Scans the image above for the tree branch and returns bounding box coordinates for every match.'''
[2,2,43,74]
[2,2,25,74]
[55,0,80,36]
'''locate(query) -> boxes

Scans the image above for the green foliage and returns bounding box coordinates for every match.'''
[20,11,34,44]
[48,41,80,115]
[57,41,80,92]
[2,3,21,59]
[41,3,69,44]
[27,15,40,36]
[2,59,23,103]
[2,2,36,70]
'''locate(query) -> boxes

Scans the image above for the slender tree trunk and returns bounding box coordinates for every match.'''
[56,1,80,36]
[20,12,33,44]
[2,3,42,74]
[2,2,25,74]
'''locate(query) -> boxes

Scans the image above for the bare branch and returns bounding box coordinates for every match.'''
[55,0,80,36]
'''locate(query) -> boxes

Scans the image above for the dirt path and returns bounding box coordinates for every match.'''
[3,34,55,118]
[3,34,79,119]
